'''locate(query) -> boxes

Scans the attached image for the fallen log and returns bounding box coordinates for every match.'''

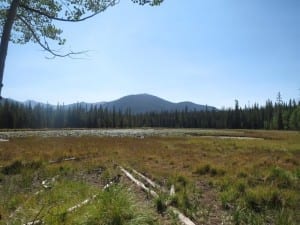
[170,207,196,225]
[120,167,158,198]
[67,175,118,213]
[0,138,9,142]
[49,157,77,164]
[170,184,175,196]
[120,166,196,225]
[23,220,43,225]
[24,176,117,225]
[131,169,160,189]
[67,194,97,213]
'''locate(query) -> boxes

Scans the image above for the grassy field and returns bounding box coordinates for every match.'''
[0,129,299,225]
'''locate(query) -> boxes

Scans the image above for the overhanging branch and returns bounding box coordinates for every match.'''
[19,0,120,23]
[17,15,87,58]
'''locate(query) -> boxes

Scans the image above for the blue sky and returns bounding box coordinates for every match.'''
[3,0,300,108]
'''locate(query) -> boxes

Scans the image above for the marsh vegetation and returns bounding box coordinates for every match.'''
[0,129,299,224]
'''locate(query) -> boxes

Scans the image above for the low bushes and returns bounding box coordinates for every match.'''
[266,166,297,189]
[78,185,156,225]
[1,160,42,175]
[194,164,225,177]
[218,168,298,225]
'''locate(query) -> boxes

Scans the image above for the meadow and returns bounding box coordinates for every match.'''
[0,129,299,225]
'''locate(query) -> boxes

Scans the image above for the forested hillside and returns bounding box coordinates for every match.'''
[0,99,299,130]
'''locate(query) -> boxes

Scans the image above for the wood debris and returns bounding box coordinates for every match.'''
[120,166,196,225]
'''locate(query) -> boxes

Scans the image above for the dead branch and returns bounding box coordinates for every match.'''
[25,176,117,224]
[23,221,43,225]
[49,157,77,164]
[67,194,97,213]
[17,15,87,58]
[67,175,117,213]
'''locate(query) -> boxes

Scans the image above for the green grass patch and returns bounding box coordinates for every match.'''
[194,164,226,177]
[1,160,43,175]
[0,130,299,224]
[266,166,297,189]
[68,185,157,225]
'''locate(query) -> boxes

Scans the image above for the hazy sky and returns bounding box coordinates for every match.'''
[3,0,300,108]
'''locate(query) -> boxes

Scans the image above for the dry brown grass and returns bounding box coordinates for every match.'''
[0,129,299,224]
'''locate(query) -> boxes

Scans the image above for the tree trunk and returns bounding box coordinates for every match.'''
[0,0,21,99]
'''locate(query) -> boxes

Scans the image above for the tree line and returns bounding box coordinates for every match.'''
[0,98,299,130]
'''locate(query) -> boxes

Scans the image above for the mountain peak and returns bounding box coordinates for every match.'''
[102,93,215,114]
[7,94,216,113]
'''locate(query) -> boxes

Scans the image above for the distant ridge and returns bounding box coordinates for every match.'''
[101,94,215,113]
[6,94,216,114]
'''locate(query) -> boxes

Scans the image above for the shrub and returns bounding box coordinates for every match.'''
[236,181,246,194]
[169,194,179,207]
[90,185,156,225]
[1,160,43,175]
[237,171,248,178]
[233,207,264,225]
[7,194,24,211]
[195,164,225,176]
[26,161,43,170]
[33,183,156,225]
[195,164,211,175]
[295,169,300,179]
[180,191,192,210]
[267,167,295,189]
[220,187,238,210]
[0,173,4,182]
[275,208,295,225]
[245,187,283,212]
[210,168,218,176]
[155,194,167,214]
[176,175,188,187]
[1,160,23,175]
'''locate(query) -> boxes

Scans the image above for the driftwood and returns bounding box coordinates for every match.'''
[23,220,43,225]
[0,138,9,142]
[169,207,196,225]
[35,177,57,194]
[67,194,97,213]
[49,157,77,164]
[132,168,172,195]
[170,184,175,196]
[41,175,59,189]
[67,175,118,213]
[24,176,117,225]
[120,166,196,225]
[22,176,59,225]
[120,167,158,198]
[131,169,160,189]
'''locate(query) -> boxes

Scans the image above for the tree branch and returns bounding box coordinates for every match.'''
[19,0,120,23]
[17,15,87,58]
[0,8,10,12]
